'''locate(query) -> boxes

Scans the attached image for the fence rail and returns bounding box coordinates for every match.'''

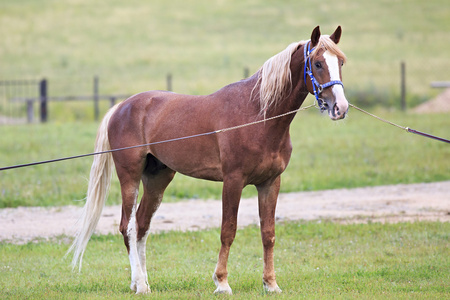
[0,79,39,86]
[12,94,131,123]
[0,73,184,123]
[430,82,450,88]
[0,77,134,123]
[0,64,425,124]
[12,94,131,102]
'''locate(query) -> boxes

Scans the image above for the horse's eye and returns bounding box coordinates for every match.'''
[314,62,322,69]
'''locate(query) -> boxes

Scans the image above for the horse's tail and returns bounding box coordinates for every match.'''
[67,103,120,271]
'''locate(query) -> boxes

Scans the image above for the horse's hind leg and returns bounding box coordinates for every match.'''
[117,175,147,294]
[117,154,174,295]
[135,165,175,291]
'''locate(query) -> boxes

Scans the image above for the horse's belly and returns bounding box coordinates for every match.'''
[178,165,223,182]
[151,141,224,182]
[165,159,223,182]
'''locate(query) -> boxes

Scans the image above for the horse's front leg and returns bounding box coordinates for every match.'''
[257,176,282,293]
[213,175,244,295]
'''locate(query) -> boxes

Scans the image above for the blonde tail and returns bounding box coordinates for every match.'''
[67,104,120,271]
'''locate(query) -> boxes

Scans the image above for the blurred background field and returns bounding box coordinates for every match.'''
[1,0,449,113]
[0,0,449,207]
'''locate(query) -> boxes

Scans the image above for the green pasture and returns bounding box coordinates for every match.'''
[0,107,449,208]
[1,221,448,299]
[1,0,449,207]
[1,3,449,299]
[0,0,449,117]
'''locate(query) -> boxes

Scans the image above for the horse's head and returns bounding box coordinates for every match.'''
[304,26,348,120]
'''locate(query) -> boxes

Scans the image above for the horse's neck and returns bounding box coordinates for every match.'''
[214,52,308,128]
[245,70,308,141]
[263,67,309,123]
[250,68,308,116]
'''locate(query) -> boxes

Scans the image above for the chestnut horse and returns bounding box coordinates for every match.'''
[68,26,348,294]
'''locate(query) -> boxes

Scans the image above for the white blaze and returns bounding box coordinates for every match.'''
[323,51,348,118]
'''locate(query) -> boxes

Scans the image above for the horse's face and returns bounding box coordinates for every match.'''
[310,49,348,120]
[306,26,349,120]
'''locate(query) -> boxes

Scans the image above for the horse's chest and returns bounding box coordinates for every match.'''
[264,151,291,173]
[247,143,292,184]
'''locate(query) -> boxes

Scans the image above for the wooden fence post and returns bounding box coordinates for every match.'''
[93,76,99,121]
[39,78,47,123]
[167,73,172,91]
[27,100,33,123]
[400,61,406,111]
[110,96,116,107]
[244,67,249,79]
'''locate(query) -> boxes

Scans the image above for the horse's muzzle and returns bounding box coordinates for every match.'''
[327,101,348,120]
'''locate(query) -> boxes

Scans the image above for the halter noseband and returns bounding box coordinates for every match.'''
[303,40,344,111]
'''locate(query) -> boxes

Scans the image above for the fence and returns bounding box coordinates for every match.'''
[0,79,40,123]
[0,63,419,124]
[1,77,135,123]
[0,73,188,123]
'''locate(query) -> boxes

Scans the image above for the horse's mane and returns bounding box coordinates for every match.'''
[255,35,346,115]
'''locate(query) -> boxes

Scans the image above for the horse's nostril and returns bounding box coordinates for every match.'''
[332,103,340,116]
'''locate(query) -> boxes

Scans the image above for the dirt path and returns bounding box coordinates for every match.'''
[1,181,449,244]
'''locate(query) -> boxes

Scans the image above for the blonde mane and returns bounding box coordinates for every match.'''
[255,35,346,115]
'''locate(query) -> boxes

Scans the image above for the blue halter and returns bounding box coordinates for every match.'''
[303,40,344,111]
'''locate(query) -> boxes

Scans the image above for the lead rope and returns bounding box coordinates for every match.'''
[1,102,448,172]
[0,104,316,171]
[216,103,316,133]
[349,103,450,144]
[348,103,408,131]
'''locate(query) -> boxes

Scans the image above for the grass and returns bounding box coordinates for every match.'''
[1,106,449,208]
[1,1,449,208]
[1,3,448,298]
[0,221,448,299]
[0,0,449,117]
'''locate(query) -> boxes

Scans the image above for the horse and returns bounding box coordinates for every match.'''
[68,25,348,295]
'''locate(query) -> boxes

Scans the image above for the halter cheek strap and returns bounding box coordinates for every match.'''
[303,40,344,111]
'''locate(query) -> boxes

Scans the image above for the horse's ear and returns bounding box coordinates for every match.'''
[311,26,321,47]
[330,26,342,44]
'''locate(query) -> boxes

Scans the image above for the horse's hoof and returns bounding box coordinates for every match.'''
[135,285,151,294]
[212,273,233,295]
[213,286,233,295]
[263,280,282,293]
[130,282,137,292]
[131,280,151,294]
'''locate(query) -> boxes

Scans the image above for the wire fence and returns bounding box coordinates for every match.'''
[0,77,133,123]
[1,62,449,124]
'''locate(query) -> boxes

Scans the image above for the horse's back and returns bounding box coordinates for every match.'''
[108,90,224,180]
